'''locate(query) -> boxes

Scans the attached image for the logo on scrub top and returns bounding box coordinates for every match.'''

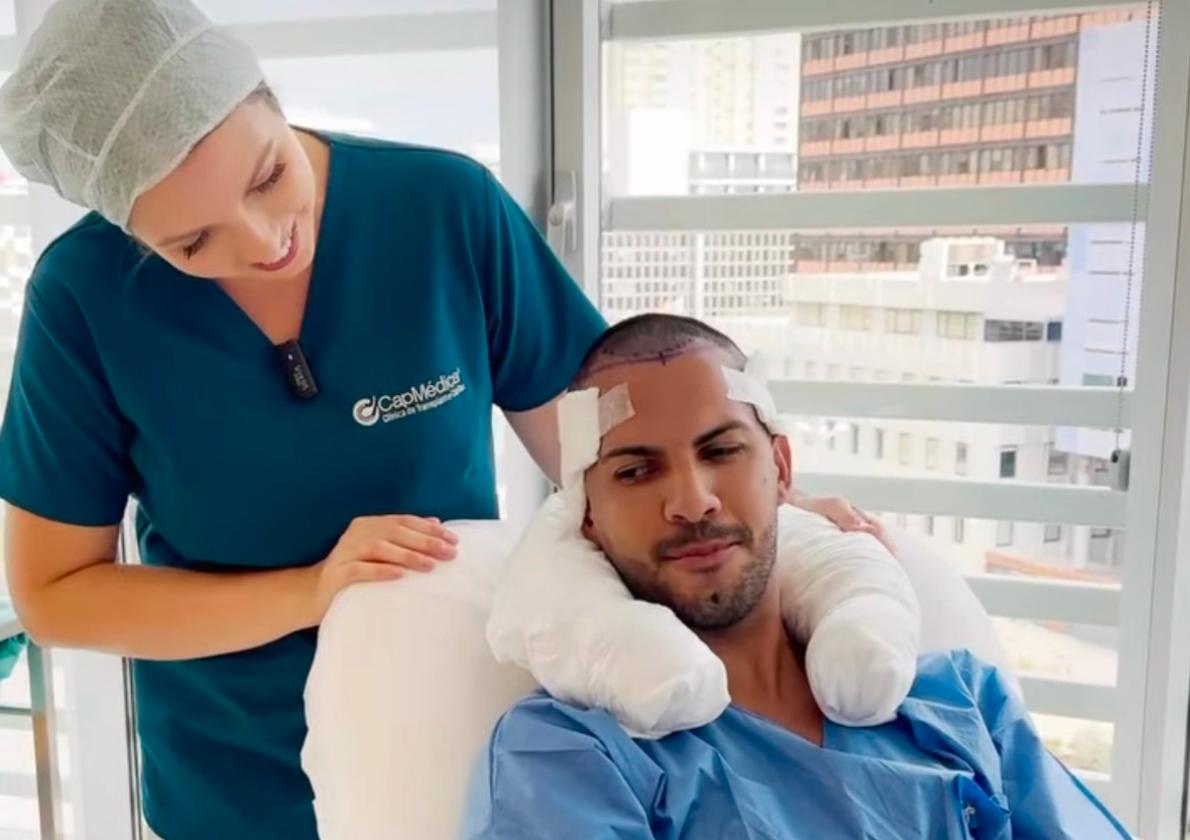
[352,368,466,427]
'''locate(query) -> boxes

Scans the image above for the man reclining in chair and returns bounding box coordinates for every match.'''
[462,313,1128,839]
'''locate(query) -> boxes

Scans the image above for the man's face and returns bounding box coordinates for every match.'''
[582,348,793,629]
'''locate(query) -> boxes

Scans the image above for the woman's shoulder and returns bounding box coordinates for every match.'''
[26,212,141,308]
[321,131,493,194]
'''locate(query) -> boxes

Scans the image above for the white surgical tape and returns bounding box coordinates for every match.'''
[722,361,781,434]
[558,384,636,490]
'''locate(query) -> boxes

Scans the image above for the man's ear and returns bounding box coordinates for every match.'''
[581,501,596,542]
[772,434,794,505]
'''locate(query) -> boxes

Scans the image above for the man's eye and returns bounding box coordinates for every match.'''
[704,444,745,461]
[614,463,654,483]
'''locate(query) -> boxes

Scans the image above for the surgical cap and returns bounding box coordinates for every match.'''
[0,0,264,228]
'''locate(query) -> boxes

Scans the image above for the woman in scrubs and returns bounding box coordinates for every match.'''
[0,1,878,837]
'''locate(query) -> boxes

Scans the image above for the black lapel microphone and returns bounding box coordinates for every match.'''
[275,339,320,401]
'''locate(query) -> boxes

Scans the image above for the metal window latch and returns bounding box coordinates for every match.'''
[547,170,577,256]
[1109,448,1131,492]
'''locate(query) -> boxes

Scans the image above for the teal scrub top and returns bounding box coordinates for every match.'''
[0,134,607,840]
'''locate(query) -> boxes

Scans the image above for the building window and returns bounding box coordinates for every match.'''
[1044,524,1064,543]
[996,520,1015,547]
[885,308,922,335]
[898,433,913,465]
[956,443,969,476]
[937,311,981,340]
[924,515,935,536]
[1048,449,1070,476]
[953,517,966,544]
[796,302,828,326]
[984,319,1045,342]
[926,438,940,470]
[840,305,874,331]
[875,428,885,460]
[1000,448,1018,479]
[849,425,860,455]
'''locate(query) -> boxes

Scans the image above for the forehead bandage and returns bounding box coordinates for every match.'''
[558,358,781,489]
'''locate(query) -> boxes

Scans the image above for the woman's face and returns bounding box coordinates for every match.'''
[127,99,319,282]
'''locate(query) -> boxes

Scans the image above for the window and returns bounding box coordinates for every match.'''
[796,302,828,326]
[996,520,1015,547]
[1048,449,1070,476]
[924,515,935,536]
[849,425,860,455]
[593,6,1180,819]
[984,319,1045,342]
[1045,524,1064,543]
[937,311,982,340]
[1000,447,1018,479]
[885,308,922,335]
[953,517,966,544]
[926,438,940,470]
[840,305,873,331]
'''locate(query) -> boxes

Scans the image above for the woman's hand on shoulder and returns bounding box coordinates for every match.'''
[308,514,458,622]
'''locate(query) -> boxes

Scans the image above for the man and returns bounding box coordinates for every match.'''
[462,314,1129,839]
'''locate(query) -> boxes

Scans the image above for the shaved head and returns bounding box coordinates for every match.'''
[573,314,748,387]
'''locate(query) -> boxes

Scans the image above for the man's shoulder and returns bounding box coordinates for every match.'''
[492,691,632,754]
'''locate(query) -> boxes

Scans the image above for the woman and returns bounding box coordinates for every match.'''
[0,1,878,837]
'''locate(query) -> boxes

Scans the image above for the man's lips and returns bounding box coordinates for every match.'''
[664,539,742,570]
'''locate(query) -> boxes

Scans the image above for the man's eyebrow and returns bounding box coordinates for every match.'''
[599,421,747,462]
[694,421,747,447]
[600,444,661,462]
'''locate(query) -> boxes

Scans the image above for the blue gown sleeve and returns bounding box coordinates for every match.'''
[960,652,1131,839]
[477,170,606,412]
[461,703,656,840]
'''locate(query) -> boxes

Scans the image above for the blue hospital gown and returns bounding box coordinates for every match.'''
[462,650,1128,839]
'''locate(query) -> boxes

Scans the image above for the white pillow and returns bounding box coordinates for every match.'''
[885,527,1021,696]
[301,520,537,840]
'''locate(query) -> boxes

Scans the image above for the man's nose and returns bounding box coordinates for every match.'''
[662,461,722,524]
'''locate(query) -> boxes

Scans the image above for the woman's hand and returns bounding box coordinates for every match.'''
[791,492,891,550]
[308,515,458,622]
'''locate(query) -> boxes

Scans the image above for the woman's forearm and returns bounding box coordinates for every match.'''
[20,561,318,660]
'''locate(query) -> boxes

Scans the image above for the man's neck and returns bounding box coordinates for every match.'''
[696,589,824,745]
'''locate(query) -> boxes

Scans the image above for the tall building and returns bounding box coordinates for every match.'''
[604,35,800,195]
[796,10,1146,271]
[798,12,1142,188]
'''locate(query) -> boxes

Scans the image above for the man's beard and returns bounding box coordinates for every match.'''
[618,516,778,630]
